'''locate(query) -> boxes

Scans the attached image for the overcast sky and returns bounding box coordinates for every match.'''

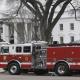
[0,0,80,18]
[0,0,20,18]
[0,0,78,12]
[0,0,19,12]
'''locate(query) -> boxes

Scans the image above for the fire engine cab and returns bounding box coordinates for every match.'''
[0,41,47,75]
[0,41,80,76]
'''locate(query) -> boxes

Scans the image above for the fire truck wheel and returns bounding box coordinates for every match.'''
[8,63,20,75]
[55,62,69,76]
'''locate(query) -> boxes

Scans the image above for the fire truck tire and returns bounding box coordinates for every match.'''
[34,69,48,75]
[8,63,21,75]
[55,62,69,76]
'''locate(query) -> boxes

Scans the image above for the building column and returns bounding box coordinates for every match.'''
[24,23,28,43]
[2,23,9,43]
[14,23,18,44]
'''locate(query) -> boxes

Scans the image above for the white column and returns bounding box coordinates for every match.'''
[14,23,18,44]
[2,23,9,43]
[24,23,28,43]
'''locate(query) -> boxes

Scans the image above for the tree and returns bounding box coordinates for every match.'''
[0,0,73,42]
[68,0,80,21]
[19,0,72,42]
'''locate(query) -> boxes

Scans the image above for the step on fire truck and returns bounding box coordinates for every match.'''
[0,41,80,76]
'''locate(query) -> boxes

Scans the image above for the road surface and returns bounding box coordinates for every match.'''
[0,69,80,80]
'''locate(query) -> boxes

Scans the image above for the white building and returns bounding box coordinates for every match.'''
[0,8,34,44]
[1,8,80,44]
[52,10,80,44]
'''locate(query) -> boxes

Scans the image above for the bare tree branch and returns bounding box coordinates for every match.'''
[20,0,73,42]
[48,0,66,26]
[70,2,79,21]
[40,0,53,30]
[46,0,72,36]
[21,0,42,19]
[16,0,22,15]
[24,3,36,14]
[36,0,45,14]
[28,0,43,18]
[43,0,53,20]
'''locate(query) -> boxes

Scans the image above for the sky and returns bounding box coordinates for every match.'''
[0,0,19,18]
[0,0,80,19]
[0,0,80,11]
[0,0,45,13]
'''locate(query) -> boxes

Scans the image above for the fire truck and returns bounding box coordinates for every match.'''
[0,41,80,76]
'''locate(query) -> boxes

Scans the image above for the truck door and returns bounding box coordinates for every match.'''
[0,46,9,68]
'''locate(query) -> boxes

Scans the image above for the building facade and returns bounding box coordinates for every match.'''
[0,8,34,44]
[1,9,80,44]
[52,10,80,44]
[1,18,34,44]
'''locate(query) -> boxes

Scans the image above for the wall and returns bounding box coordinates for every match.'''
[52,11,80,44]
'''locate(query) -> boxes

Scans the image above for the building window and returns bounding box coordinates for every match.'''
[70,36,74,42]
[10,35,14,44]
[60,24,63,30]
[60,37,64,44]
[70,23,74,30]
[10,40,14,44]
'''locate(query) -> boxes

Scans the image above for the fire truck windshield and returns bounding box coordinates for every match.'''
[1,46,9,53]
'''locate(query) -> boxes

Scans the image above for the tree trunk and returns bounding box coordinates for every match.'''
[39,20,52,43]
